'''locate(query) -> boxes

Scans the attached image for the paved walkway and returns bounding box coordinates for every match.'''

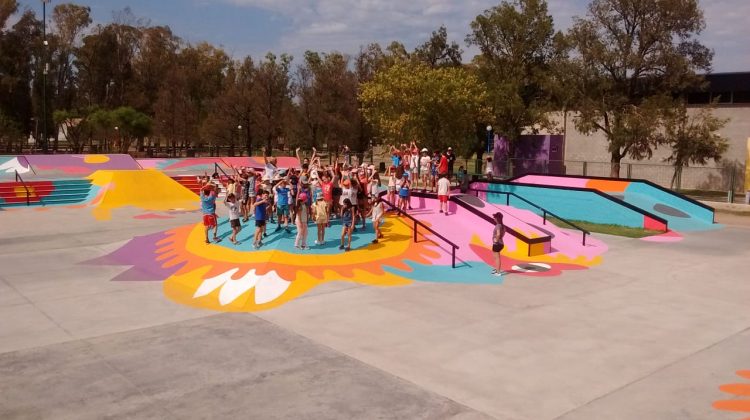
[1,206,749,419]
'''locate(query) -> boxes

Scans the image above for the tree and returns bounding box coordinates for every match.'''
[53,108,92,153]
[413,25,462,68]
[51,3,91,112]
[466,0,566,153]
[359,62,490,155]
[111,106,152,153]
[569,0,712,177]
[661,101,728,188]
[253,53,293,152]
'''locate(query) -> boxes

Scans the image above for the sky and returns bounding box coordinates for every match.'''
[15,0,750,72]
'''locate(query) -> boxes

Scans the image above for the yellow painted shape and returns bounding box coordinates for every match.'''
[88,169,199,220]
[14,186,36,198]
[83,154,110,164]
[160,216,423,312]
[182,215,428,268]
[529,242,546,257]
[469,234,602,267]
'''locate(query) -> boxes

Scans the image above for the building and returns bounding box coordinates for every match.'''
[559,72,750,192]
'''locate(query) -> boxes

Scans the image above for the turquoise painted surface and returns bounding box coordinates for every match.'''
[623,183,715,228]
[485,183,647,228]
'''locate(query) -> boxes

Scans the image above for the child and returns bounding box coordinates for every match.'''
[294,192,310,250]
[252,192,270,249]
[398,173,410,212]
[339,198,356,251]
[368,197,385,244]
[224,193,242,244]
[312,195,329,245]
[386,166,397,209]
[200,184,220,244]
[437,174,451,215]
[491,212,506,276]
[485,156,494,180]
[274,179,292,233]
[419,148,431,191]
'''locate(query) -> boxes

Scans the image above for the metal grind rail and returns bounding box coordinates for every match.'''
[14,170,44,207]
[470,187,590,246]
[378,197,460,268]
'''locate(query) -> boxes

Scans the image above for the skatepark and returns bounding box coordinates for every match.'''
[1,154,749,419]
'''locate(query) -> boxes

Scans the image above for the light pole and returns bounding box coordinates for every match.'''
[486,125,493,154]
[41,0,51,153]
[114,126,119,153]
[236,125,242,157]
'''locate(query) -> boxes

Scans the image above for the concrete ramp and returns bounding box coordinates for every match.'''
[88,170,199,220]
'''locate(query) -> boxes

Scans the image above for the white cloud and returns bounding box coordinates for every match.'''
[224,0,748,71]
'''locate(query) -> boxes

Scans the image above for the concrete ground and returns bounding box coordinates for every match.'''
[1,205,749,420]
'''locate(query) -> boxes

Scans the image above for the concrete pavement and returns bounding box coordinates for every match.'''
[1,205,749,419]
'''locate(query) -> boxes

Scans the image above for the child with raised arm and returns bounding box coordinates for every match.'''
[368,197,385,244]
[294,192,310,250]
[339,198,356,252]
[252,192,270,249]
[224,193,242,245]
[273,178,292,233]
[200,184,220,244]
[312,195,329,245]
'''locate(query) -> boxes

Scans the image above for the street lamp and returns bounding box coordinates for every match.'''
[486,125,493,154]
[41,0,51,153]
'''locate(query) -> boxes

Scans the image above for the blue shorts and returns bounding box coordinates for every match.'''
[276,204,289,217]
[399,189,409,198]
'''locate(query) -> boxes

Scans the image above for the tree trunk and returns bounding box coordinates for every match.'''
[610,151,622,178]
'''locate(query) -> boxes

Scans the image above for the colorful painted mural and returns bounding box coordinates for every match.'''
[713,370,750,418]
[0,156,32,177]
[511,174,716,231]
[137,156,301,174]
[474,181,669,232]
[87,194,606,312]
[21,154,142,177]
[87,169,199,220]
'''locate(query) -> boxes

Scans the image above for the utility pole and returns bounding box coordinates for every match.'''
[41,0,51,153]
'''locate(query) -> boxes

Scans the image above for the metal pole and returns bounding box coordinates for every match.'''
[452,248,456,269]
[42,0,49,154]
[413,220,417,242]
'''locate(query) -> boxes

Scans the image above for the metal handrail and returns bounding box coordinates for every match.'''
[471,187,590,246]
[214,162,231,180]
[14,170,44,206]
[378,197,460,268]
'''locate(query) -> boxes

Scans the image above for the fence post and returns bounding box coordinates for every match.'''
[626,164,632,179]
[728,169,736,203]
[583,161,588,176]
[677,169,682,191]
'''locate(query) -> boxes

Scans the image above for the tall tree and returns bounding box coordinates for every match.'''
[413,25,463,68]
[569,0,712,177]
[661,101,728,188]
[467,0,566,154]
[51,3,91,111]
[253,52,293,152]
[359,62,490,155]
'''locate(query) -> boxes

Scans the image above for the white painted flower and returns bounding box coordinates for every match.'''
[193,268,291,306]
[0,158,30,174]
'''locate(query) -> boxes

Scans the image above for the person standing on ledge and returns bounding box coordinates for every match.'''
[200,183,220,244]
[491,212,506,276]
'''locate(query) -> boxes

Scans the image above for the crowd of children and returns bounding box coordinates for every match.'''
[197,145,505,274]
[199,146,500,253]
[199,147,388,251]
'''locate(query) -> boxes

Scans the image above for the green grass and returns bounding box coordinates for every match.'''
[546,216,664,238]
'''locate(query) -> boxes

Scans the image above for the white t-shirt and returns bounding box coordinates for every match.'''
[437,177,450,196]
[371,202,384,220]
[419,156,431,172]
[263,163,277,181]
[225,201,240,220]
